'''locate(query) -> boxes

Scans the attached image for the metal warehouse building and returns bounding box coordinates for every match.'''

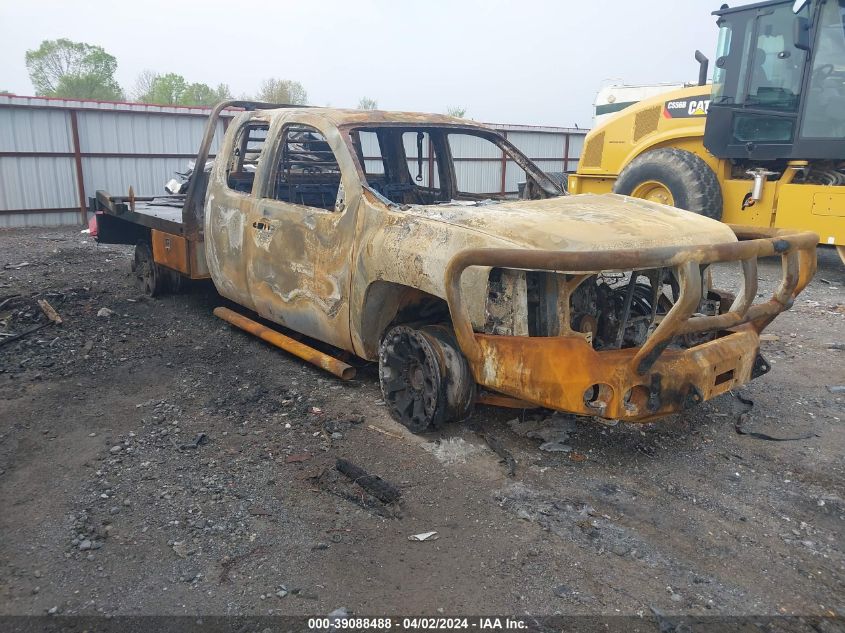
[0,95,586,229]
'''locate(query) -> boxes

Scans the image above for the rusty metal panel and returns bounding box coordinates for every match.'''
[152,229,190,274]
[151,229,209,278]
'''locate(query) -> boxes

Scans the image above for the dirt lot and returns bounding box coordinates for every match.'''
[0,226,843,619]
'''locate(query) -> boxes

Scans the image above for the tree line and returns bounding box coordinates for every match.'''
[23,38,308,106]
[20,38,466,116]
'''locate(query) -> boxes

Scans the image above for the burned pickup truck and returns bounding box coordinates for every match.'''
[92,101,817,433]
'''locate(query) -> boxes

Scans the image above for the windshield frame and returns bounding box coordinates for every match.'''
[339,122,564,206]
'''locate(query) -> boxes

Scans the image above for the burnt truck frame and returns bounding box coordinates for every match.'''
[92,100,818,433]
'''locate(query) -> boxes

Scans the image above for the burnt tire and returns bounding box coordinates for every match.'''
[378,324,474,433]
[613,148,723,219]
[134,241,166,297]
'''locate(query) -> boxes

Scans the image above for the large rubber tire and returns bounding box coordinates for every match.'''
[613,148,723,220]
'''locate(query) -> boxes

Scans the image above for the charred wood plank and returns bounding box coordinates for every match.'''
[335,458,401,504]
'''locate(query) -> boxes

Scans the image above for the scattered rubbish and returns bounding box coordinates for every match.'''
[172,541,189,558]
[829,343,845,351]
[335,458,401,504]
[508,414,578,452]
[539,440,573,453]
[366,424,404,440]
[3,262,31,270]
[309,406,323,414]
[0,322,50,348]
[569,452,588,462]
[408,531,439,542]
[312,468,397,518]
[285,453,311,463]
[96,307,114,318]
[826,385,845,394]
[422,437,482,465]
[37,299,62,324]
[733,392,815,442]
[499,482,667,566]
[80,228,91,235]
[759,334,780,342]
[179,433,209,450]
[324,415,364,434]
[478,432,516,477]
[0,294,21,310]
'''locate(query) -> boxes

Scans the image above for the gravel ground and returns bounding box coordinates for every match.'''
[0,226,843,618]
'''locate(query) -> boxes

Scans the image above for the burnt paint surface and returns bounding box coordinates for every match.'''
[203,107,818,422]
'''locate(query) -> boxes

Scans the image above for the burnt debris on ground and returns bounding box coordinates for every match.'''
[0,228,843,616]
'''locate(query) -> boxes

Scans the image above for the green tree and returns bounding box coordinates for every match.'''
[25,38,123,100]
[256,78,308,105]
[181,82,232,106]
[132,71,231,106]
[446,106,467,118]
[357,96,378,110]
[137,72,187,104]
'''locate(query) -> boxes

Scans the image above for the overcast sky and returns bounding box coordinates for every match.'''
[0,0,753,127]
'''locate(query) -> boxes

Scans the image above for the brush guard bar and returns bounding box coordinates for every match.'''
[444,225,818,418]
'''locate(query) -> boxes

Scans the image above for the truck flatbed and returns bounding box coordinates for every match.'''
[92,191,187,236]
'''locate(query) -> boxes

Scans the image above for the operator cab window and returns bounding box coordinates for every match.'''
[271,125,342,211]
[226,122,268,193]
[743,9,806,112]
[800,0,845,138]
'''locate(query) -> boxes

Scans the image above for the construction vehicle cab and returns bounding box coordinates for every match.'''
[705,0,845,160]
[568,0,845,262]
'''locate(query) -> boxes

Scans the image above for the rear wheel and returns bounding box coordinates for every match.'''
[379,324,474,433]
[134,242,166,297]
[613,148,723,219]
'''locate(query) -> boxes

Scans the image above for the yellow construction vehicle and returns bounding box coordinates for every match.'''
[568,0,845,262]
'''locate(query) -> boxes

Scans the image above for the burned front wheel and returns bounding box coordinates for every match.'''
[378,325,474,433]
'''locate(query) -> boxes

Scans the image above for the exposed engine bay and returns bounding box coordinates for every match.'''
[483,267,730,350]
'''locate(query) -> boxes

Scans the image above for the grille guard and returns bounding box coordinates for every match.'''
[444,225,818,417]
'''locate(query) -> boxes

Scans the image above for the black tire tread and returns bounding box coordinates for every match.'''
[613,147,723,219]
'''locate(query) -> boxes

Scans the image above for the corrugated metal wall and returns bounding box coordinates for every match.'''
[0,95,585,228]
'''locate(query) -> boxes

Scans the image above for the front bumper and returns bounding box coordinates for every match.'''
[444,225,817,421]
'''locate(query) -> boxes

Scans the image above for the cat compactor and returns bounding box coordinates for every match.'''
[569,0,845,262]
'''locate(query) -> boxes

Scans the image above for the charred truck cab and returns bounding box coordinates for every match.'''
[93,103,817,434]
